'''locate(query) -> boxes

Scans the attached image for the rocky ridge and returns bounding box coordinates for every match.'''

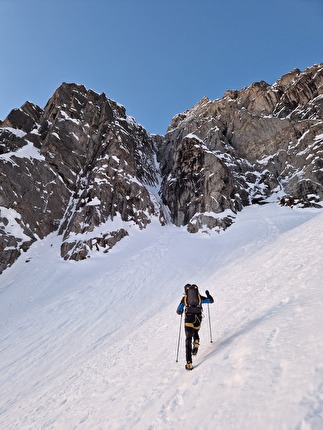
[0,84,164,271]
[159,64,323,232]
[0,64,322,272]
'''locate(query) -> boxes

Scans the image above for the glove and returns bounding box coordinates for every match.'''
[177,310,183,315]
[205,290,210,297]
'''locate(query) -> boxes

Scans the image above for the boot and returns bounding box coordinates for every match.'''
[185,362,193,370]
[192,340,199,356]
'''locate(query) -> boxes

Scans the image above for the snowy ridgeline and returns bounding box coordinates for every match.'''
[0,203,323,430]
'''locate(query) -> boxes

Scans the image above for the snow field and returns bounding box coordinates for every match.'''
[0,203,323,429]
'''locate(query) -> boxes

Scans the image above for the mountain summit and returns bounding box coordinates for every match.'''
[0,64,322,272]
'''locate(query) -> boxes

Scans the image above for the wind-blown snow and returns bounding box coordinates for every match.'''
[0,203,323,430]
[0,127,26,138]
[0,207,31,241]
[0,141,45,163]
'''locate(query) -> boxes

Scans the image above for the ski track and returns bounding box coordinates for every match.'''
[0,204,323,429]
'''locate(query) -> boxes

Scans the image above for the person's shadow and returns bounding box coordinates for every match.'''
[198,299,293,366]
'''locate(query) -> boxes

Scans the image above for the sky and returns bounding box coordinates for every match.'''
[1,0,322,135]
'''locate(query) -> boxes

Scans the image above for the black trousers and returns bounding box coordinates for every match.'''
[185,313,202,363]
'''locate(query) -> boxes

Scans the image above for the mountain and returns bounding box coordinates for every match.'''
[158,64,323,231]
[0,203,322,429]
[1,64,323,273]
[0,84,163,272]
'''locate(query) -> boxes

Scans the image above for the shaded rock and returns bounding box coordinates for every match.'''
[1,102,42,133]
[160,135,245,228]
[61,228,129,261]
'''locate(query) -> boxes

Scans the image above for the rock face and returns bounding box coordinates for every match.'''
[0,84,163,271]
[0,64,322,273]
[158,64,323,230]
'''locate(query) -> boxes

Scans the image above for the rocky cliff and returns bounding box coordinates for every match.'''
[158,64,323,232]
[1,64,322,272]
[0,84,164,271]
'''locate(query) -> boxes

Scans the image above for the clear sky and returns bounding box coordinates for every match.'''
[1,0,322,135]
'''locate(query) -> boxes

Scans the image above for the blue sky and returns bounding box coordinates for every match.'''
[1,0,322,135]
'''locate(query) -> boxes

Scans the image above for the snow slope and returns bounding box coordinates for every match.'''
[0,203,323,430]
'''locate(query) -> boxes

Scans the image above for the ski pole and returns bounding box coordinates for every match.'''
[207,303,213,343]
[175,312,183,362]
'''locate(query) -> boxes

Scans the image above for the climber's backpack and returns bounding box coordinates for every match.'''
[184,284,202,314]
